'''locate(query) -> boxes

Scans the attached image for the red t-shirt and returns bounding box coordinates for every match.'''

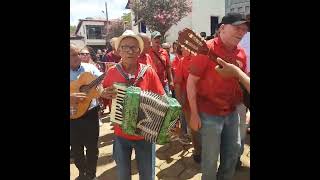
[149,48,170,87]
[172,55,182,77]
[106,51,121,63]
[137,53,156,70]
[102,63,165,140]
[188,37,247,116]
[174,55,192,110]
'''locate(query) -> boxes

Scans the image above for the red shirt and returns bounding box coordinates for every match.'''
[188,37,247,116]
[174,56,192,110]
[106,51,121,63]
[172,55,182,77]
[149,48,170,87]
[102,63,165,140]
[137,53,156,70]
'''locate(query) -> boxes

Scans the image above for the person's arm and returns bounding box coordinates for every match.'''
[186,74,201,131]
[215,58,250,93]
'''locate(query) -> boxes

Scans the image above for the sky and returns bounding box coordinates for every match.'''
[70,0,130,26]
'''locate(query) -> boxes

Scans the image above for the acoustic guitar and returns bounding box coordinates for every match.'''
[177,28,250,108]
[70,72,106,119]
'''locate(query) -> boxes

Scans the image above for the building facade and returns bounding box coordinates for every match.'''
[225,0,250,15]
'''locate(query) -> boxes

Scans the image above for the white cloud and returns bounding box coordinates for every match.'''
[70,0,130,25]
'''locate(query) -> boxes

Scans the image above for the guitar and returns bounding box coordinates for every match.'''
[177,28,250,108]
[70,72,106,119]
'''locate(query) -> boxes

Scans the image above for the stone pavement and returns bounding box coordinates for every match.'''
[70,114,250,180]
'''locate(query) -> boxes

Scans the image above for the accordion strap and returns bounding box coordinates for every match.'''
[115,63,150,86]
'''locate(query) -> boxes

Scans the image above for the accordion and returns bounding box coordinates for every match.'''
[110,83,181,144]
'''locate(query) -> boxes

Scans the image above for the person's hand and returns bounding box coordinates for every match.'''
[100,85,117,99]
[215,58,240,78]
[190,112,201,132]
[70,92,87,104]
[169,82,175,91]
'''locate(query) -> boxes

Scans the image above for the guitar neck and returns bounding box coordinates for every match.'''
[80,73,106,92]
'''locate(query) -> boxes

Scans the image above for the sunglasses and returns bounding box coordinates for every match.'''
[79,53,90,56]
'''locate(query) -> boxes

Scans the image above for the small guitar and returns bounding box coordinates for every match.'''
[177,28,250,108]
[70,72,106,119]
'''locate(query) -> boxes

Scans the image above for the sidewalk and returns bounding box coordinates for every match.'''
[70,115,250,180]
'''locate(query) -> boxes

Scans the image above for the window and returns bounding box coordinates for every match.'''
[86,25,103,39]
[238,7,243,13]
[245,6,250,14]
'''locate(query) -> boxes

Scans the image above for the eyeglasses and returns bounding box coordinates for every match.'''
[120,45,140,53]
[79,53,90,56]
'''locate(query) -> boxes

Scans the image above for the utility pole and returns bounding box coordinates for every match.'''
[105,1,108,22]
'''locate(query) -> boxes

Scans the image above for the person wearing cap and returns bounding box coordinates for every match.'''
[187,13,248,180]
[149,31,174,95]
[101,30,165,180]
[70,43,103,180]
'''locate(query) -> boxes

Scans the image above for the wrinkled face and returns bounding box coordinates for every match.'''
[220,23,248,47]
[79,49,90,63]
[151,36,161,49]
[118,37,140,65]
[70,47,81,69]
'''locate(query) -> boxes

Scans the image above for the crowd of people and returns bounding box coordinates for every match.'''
[70,12,250,180]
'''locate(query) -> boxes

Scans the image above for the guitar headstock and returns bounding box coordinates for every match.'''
[178,28,209,56]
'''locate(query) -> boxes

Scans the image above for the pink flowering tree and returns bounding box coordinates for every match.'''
[131,0,191,41]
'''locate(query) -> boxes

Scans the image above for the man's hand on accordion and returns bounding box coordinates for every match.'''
[100,86,117,99]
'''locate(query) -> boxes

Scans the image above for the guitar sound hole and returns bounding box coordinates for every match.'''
[79,85,88,93]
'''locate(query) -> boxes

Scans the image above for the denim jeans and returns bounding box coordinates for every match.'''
[200,111,241,180]
[113,136,155,180]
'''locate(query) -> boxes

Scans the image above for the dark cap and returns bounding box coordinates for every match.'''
[221,13,247,26]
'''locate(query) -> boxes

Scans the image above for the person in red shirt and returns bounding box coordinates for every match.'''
[186,13,248,180]
[174,47,202,163]
[100,30,164,180]
[137,33,156,69]
[105,37,122,63]
[149,31,174,95]
[171,43,183,77]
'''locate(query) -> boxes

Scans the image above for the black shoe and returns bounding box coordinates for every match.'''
[193,154,201,164]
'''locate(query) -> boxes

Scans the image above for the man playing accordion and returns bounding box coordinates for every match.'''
[100,30,164,180]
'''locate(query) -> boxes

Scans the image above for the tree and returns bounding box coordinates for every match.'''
[121,12,132,30]
[131,0,191,40]
[70,25,77,34]
[106,20,125,41]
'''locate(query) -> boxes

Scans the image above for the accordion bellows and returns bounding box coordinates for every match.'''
[121,86,181,144]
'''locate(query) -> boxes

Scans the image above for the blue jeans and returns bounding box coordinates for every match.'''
[113,136,155,180]
[200,111,241,180]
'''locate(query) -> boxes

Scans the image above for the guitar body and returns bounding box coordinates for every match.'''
[70,72,100,120]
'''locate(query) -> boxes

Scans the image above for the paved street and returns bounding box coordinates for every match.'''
[70,113,250,180]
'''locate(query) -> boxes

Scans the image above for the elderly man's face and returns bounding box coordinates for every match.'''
[142,37,151,54]
[70,47,81,69]
[220,23,248,46]
[151,36,161,49]
[118,37,140,65]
